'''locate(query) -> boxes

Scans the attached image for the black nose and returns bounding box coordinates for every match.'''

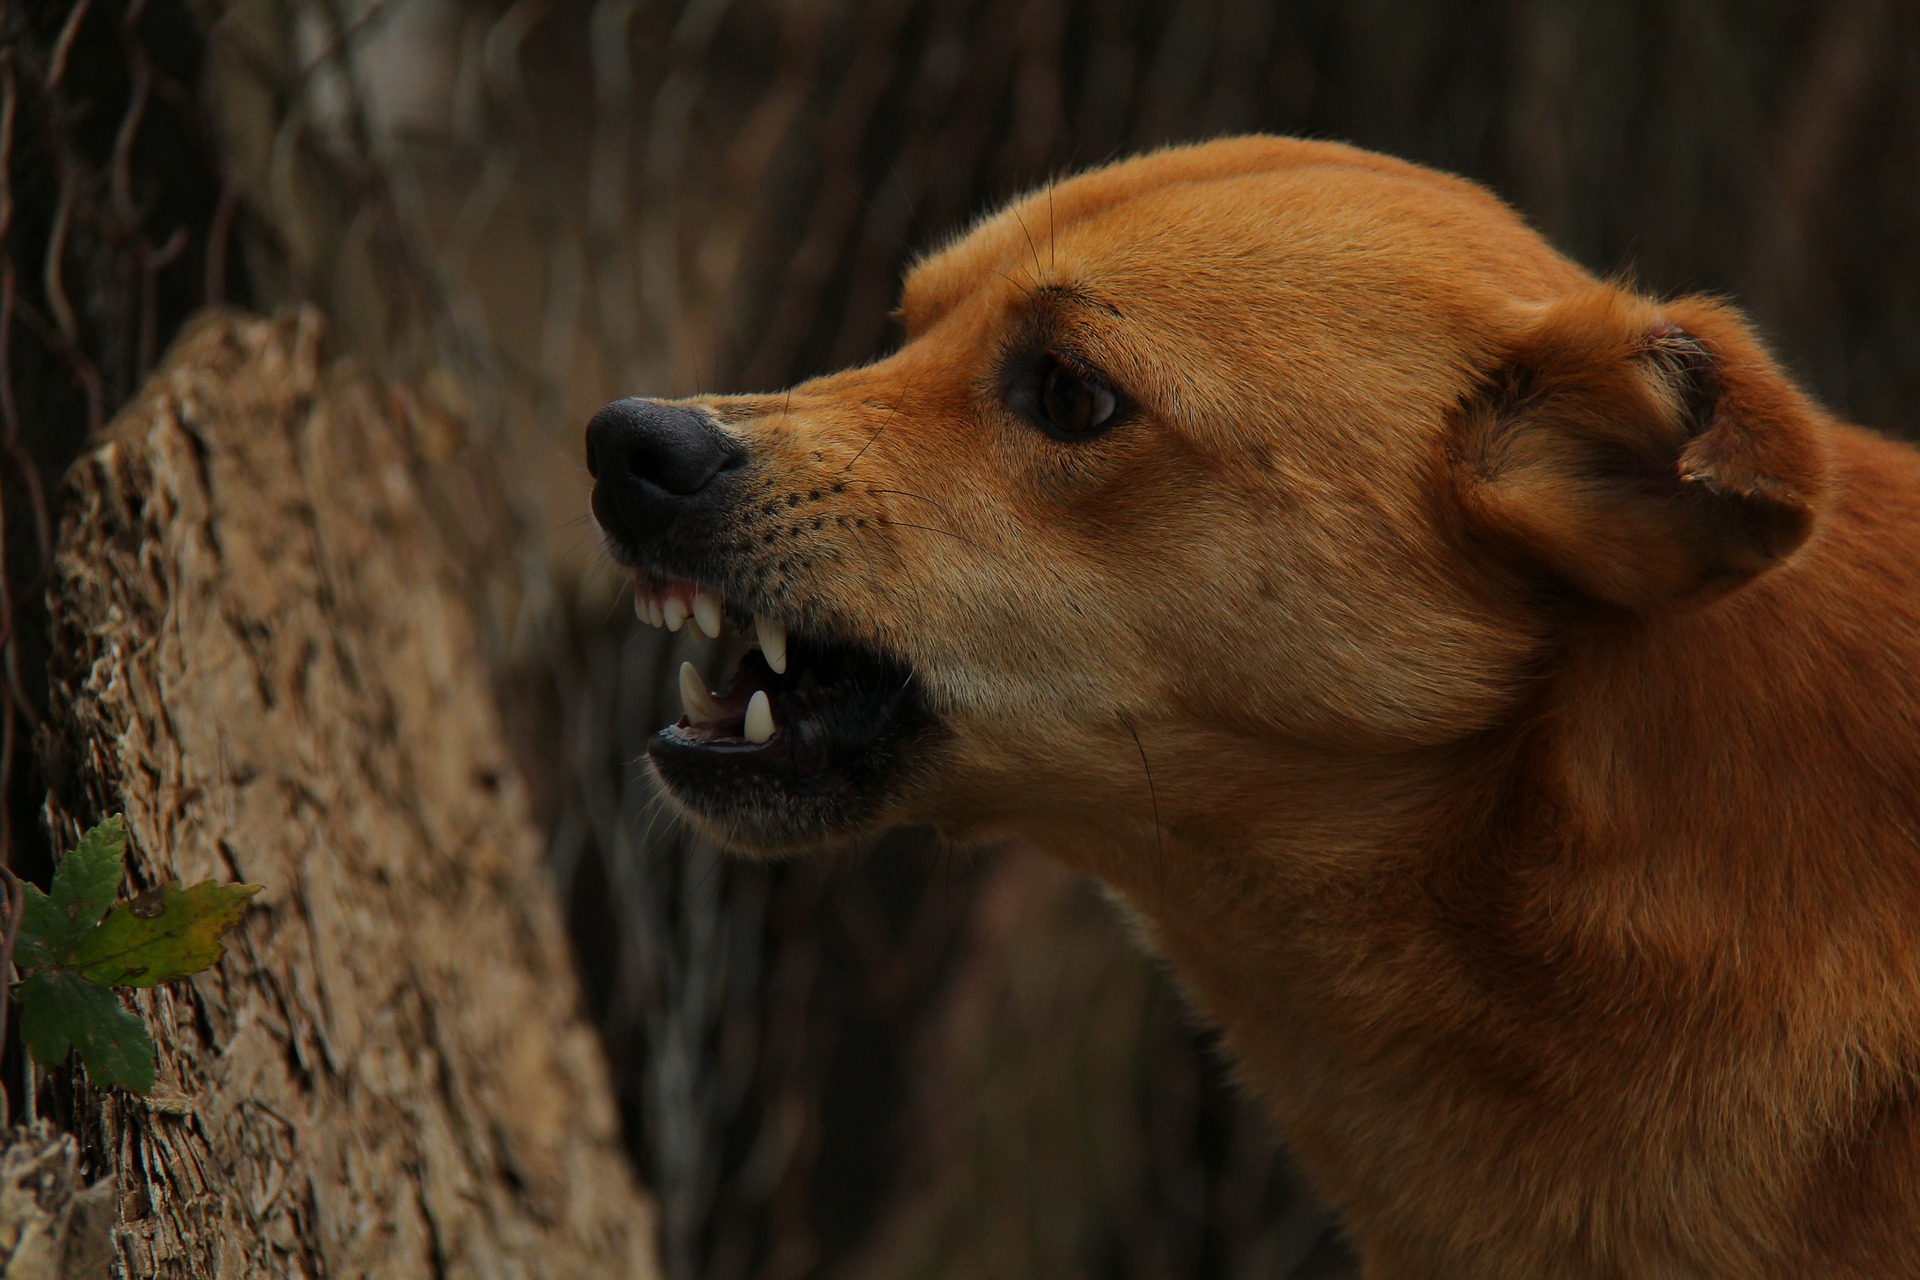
[587,398,741,541]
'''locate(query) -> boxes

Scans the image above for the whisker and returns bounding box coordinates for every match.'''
[1119,713,1166,909]
[991,267,1036,296]
[1012,206,1045,286]
[873,518,996,554]
[850,521,941,644]
[603,586,632,626]
[843,482,963,521]
[1047,184,1057,273]
[843,390,909,476]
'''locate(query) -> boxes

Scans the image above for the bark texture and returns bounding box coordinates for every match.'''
[39,309,657,1278]
[0,1124,114,1280]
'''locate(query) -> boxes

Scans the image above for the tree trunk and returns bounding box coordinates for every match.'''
[36,308,658,1278]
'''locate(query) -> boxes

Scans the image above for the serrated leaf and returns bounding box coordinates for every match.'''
[56,816,127,934]
[17,817,127,965]
[16,969,157,1094]
[73,880,262,988]
[16,884,63,973]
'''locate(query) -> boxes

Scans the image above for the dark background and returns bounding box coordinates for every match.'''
[5,2,1917,1278]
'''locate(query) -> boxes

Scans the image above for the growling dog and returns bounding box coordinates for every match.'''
[587,137,1920,1279]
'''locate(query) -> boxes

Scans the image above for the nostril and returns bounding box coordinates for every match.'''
[624,438,665,484]
[585,397,743,524]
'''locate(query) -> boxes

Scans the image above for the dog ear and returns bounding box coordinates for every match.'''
[1450,287,1829,610]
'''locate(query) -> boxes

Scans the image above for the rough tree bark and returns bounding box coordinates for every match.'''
[36,309,659,1278]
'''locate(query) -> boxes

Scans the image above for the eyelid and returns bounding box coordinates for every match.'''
[1043,344,1103,382]
[1049,350,1120,413]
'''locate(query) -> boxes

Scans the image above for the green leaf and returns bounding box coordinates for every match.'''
[55,817,127,935]
[16,969,157,1094]
[16,817,127,967]
[16,884,63,973]
[73,881,263,988]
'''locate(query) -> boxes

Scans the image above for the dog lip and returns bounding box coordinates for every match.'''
[596,523,779,620]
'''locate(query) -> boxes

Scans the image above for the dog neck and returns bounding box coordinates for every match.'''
[1012,429,1920,1272]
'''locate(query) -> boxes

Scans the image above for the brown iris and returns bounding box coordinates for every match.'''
[1040,357,1117,435]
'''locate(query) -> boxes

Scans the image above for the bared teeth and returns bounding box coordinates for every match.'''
[692,588,724,639]
[633,579,739,641]
[743,690,775,743]
[633,580,667,629]
[755,614,788,674]
[679,661,728,724]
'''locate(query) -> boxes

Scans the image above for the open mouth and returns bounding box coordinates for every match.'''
[633,574,931,844]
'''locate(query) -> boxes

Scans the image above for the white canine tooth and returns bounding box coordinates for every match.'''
[662,596,688,632]
[692,588,724,639]
[743,690,775,744]
[678,661,727,724]
[756,614,788,675]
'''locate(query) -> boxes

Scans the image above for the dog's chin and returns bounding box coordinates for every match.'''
[644,773,900,856]
[644,632,938,855]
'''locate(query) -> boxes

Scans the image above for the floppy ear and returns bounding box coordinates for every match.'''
[1450,287,1829,610]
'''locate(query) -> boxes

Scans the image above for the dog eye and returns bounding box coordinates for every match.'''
[1039,358,1117,436]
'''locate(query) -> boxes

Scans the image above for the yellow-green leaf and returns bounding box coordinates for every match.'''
[72,881,263,989]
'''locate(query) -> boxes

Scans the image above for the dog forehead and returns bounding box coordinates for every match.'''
[901,137,1581,338]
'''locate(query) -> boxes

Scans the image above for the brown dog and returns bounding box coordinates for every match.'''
[586,136,1920,1279]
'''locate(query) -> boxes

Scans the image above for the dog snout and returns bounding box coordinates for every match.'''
[587,397,742,543]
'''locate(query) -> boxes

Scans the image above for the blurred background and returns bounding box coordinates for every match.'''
[4,1,1917,1277]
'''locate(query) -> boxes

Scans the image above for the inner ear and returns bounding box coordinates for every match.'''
[1449,288,1829,611]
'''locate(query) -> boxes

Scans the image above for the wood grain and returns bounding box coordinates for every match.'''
[41,309,658,1279]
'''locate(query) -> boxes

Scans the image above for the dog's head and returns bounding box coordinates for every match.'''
[587,137,1828,865]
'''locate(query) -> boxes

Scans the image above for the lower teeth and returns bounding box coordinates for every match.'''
[743,690,776,744]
